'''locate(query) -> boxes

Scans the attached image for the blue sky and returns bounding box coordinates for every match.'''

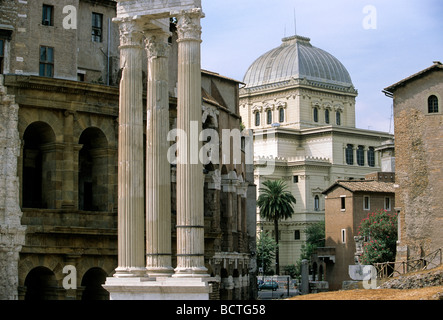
[200,0,443,133]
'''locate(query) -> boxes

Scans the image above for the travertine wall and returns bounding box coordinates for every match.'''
[392,68,443,261]
[0,75,26,300]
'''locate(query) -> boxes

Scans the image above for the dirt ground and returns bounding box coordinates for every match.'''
[290,265,443,300]
[289,286,443,300]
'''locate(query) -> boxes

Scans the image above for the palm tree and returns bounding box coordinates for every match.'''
[257,180,296,275]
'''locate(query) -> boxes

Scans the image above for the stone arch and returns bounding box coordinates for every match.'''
[78,127,109,211]
[24,266,58,300]
[18,254,65,288]
[74,114,116,149]
[22,121,57,209]
[81,267,109,300]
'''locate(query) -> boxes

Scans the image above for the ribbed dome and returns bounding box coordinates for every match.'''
[243,35,353,89]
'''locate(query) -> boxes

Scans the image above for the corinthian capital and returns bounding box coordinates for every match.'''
[117,18,144,48]
[175,8,204,41]
[145,32,171,58]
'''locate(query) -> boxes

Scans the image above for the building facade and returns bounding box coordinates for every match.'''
[239,35,393,271]
[320,173,395,290]
[384,61,443,263]
[0,0,256,300]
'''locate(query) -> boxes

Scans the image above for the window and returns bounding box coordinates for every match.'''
[341,229,346,244]
[293,175,299,183]
[294,230,300,240]
[92,13,103,42]
[346,144,354,165]
[363,195,370,210]
[266,109,272,125]
[325,109,330,124]
[336,111,341,125]
[368,147,375,167]
[314,195,320,211]
[42,5,54,26]
[255,112,260,126]
[357,145,365,166]
[385,197,391,211]
[279,108,285,123]
[0,39,4,74]
[39,46,54,77]
[428,95,439,113]
[313,107,319,123]
[340,196,346,211]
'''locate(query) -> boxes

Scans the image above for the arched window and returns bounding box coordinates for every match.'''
[22,122,56,209]
[279,108,285,123]
[325,109,330,124]
[314,195,320,211]
[428,95,439,113]
[368,147,375,167]
[313,107,319,123]
[255,112,260,126]
[336,111,341,125]
[78,128,109,211]
[346,144,354,165]
[267,109,272,124]
[357,145,365,166]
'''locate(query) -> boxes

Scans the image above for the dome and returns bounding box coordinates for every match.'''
[243,35,353,89]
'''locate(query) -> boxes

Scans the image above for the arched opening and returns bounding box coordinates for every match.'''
[220,268,230,300]
[313,107,319,123]
[22,122,56,209]
[81,268,109,300]
[24,267,58,300]
[314,195,320,211]
[319,264,324,281]
[428,95,439,113]
[78,128,108,211]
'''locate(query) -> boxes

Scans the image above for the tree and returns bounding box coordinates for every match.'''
[256,232,278,275]
[357,209,398,265]
[257,180,296,275]
[300,221,325,260]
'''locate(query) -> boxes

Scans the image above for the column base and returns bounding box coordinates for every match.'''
[113,267,147,278]
[103,277,213,300]
[173,267,210,278]
[146,266,175,278]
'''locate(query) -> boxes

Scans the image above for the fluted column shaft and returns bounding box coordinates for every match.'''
[145,31,174,277]
[174,9,208,277]
[115,19,145,277]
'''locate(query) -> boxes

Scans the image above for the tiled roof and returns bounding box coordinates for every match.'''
[323,180,395,194]
[383,61,443,94]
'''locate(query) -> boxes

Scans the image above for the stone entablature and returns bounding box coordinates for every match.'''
[116,0,201,18]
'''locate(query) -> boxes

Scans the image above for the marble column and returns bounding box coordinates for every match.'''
[174,9,208,277]
[114,18,146,277]
[145,31,174,277]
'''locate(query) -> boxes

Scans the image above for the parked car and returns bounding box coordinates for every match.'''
[258,281,278,291]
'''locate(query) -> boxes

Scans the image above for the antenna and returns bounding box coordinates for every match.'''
[294,8,297,36]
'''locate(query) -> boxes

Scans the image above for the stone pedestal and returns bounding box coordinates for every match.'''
[104,277,212,300]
